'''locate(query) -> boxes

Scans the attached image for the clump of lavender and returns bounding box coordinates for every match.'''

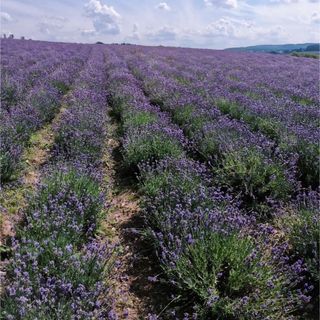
[275,190,319,316]
[139,157,311,319]
[123,123,186,169]
[1,169,114,319]
[190,115,295,207]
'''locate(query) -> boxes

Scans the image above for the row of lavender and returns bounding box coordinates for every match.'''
[127,46,319,188]
[140,46,319,130]
[121,46,319,316]
[183,51,319,188]
[2,46,115,319]
[121,49,297,212]
[0,41,92,183]
[105,48,318,319]
[1,39,81,110]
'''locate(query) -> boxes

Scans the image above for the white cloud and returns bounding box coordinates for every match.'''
[81,29,96,36]
[133,23,138,33]
[0,12,12,22]
[203,18,236,36]
[156,2,171,11]
[84,0,121,35]
[270,0,318,3]
[125,23,140,41]
[38,16,67,35]
[256,25,287,40]
[1,0,318,48]
[311,12,320,23]
[200,17,287,45]
[204,0,237,8]
[269,0,298,3]
[202,17,253,38]
[132,23,140,38]
[146,26,177,41]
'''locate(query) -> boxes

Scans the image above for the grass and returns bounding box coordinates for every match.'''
[122,111,158,132]
[0,187,29,215]
[0,124,54,216]
[215,148,292,203]
[124,132,185,169]
[172,105,210,136]
[291,52,319,59]
[291,95,315,106]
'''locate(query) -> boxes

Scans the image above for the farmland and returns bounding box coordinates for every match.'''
[1,39,319,319]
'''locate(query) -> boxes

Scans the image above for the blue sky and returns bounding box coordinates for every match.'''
[1,0,319,48]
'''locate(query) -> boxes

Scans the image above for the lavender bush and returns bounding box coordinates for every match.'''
[276,190,320,315]
[139,158,311,319]
[1,169,113,319]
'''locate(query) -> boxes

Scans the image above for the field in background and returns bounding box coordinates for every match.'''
[1,39,319,319]
[291,51,319,59]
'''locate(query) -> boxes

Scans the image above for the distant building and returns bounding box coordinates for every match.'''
[3,34,6,39]
[9,34,14,39]
[21,36,25,40]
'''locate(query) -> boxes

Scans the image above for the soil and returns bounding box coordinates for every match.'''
[101,118,170,319]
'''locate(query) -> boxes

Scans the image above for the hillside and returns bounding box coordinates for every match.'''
[225,43,319,53]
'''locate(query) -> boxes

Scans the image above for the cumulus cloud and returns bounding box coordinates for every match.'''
[201,17,286,43]
[125,23,140,41]
[84,0,121,35]
[202,18,253,37]
[156,2,171,11]
[0,12,12,22]
[270,0,317,3]
[81,29,96,36]
[311,12,320,23]
[132,23,140,38]
[146,26,177,41]
[203,18,236,36]
[204,0,237,8]
[269,0,298,3]
[257,25,287,40]
[38,16,67,35]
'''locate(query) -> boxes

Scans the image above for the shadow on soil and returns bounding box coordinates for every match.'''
[108,114,175,318]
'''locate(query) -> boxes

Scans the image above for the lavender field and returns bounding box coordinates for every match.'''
[1,39,319,319]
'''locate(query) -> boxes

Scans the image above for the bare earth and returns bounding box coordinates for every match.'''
[101,119,168,319]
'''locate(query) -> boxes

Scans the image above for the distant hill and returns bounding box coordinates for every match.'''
[225,43,319,54]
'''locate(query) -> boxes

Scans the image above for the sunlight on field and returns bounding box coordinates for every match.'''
[1,38,319,319]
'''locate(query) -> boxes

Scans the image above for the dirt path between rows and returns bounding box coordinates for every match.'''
[0,104,68,239]
[101,117,169,319]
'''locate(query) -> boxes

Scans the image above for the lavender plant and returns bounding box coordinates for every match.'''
[139,158,311,319]
[1,169,113,320]
[275,190,320,315]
